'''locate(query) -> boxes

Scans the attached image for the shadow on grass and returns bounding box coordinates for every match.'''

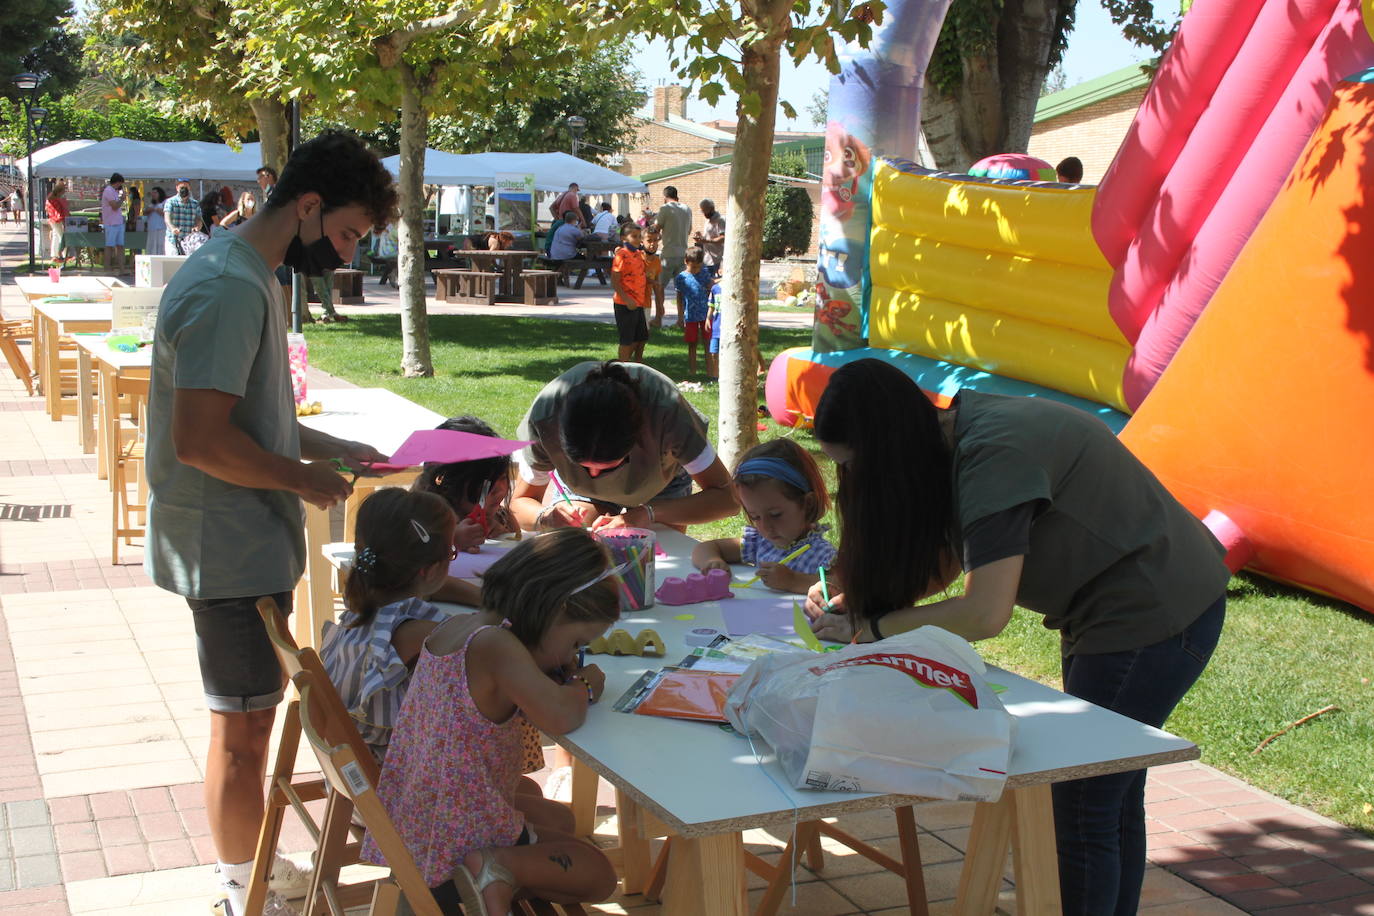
[1227,571,1373,628]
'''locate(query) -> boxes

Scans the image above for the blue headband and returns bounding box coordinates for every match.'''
[735,457,811,493]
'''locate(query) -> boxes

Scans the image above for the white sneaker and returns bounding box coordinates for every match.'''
[268,854,313,897]
[213,885,301,916]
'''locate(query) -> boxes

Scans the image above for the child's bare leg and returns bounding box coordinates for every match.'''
[515,793,576,836]
[617,343,635,361]
[633,341,646,362]
[464,833,617,911]
[688,341,698,375]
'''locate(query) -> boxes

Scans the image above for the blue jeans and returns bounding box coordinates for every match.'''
[1052,594,1226,916]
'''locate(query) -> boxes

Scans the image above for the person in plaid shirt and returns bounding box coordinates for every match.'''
[164,178,202,255]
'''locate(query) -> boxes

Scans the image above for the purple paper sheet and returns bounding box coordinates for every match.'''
[448,542,517,580]
[367,429,531,471]
[719,593,804,639]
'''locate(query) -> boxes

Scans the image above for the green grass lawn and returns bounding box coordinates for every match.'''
[305,313,1374,836]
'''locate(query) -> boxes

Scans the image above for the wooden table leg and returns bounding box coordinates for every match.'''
[42,316,60,421]
[570,758,599,838]
[96,365,114,482]
[1010,784,1063,916]
[614,789,654,896]
[76,348,95,454]
[894,805,931,916]
[295,502,335,649]
[955,793,1015,914]
[660,832,746,916]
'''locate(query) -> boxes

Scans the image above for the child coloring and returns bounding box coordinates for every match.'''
[320,488,457,761]
[692,439,837,593]
[364,528,621,914]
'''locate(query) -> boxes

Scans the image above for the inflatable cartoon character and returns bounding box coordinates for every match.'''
[822,122,872,223]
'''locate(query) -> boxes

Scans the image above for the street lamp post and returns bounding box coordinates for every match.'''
[566,115,587,160]
[11,71,46,273]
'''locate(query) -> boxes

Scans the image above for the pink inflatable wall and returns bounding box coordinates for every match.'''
[1092,0,1374,409]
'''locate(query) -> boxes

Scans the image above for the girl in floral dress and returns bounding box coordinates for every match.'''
[364,528,621,914]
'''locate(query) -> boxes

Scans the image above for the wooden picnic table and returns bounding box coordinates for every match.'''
[69,334,151,483]
[460,249,540,302]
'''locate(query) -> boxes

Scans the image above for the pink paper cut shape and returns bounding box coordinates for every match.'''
[365,429,532,472]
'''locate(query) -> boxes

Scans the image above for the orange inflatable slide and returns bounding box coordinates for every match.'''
[1121,72,1374,609]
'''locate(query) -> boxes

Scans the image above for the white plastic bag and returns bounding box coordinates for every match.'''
[724,626,1013,802]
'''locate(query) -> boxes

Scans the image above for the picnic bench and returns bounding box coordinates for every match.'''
[433,269,499,306]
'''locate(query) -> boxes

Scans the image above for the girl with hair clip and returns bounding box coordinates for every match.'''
[692,439,837,594]
[364,528,621,915]
[319,488,457,761]
[801,358,1230,916]
[413,415,521,611]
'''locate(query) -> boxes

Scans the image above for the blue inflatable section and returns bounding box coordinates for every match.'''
[798,347,1130,433]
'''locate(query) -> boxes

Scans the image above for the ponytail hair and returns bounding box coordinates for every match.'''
[814,359,956,620]
[412,415,511,513]
[559,362,644,464]
[343,488,455,627]
[480,527,621,646]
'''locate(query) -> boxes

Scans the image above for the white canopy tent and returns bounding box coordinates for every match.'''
[32,138,265,181]
[381,150,646,194]
[17,140,98,177]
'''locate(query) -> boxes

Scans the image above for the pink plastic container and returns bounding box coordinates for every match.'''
[655,568,733,605]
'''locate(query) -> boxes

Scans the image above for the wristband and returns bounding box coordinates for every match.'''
[535,505,556,529]
[569,674,595,702]
[643,503,655,525]
[869,612,887,642]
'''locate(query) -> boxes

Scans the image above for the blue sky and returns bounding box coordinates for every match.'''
[632,2,1155,130]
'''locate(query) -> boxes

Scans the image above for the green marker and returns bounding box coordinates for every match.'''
[818,565,833,612]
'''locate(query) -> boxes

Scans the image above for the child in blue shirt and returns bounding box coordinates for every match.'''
[672,247,712,376]
[706,269,722,379]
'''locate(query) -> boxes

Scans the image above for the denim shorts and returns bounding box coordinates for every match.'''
[103,223,125,247]
[186,591,293,713]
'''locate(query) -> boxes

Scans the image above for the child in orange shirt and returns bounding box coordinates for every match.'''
[611,223,649,362]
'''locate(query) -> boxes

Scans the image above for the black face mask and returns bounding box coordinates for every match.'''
[178,188,189,198]
[282,209,343,277]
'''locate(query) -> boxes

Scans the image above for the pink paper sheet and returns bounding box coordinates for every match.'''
[448,542,518,580]
[719,592,803,639]
[366,429,531,472]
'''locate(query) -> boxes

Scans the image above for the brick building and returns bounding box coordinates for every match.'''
[1028,61,1155,183]
[621,86,824,257]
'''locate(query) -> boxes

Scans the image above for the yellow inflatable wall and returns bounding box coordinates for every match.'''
[868,161,1130,411]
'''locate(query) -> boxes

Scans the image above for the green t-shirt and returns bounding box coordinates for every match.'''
[952,391,1230,655]
[517,362,715,508]
[144,234,305,599]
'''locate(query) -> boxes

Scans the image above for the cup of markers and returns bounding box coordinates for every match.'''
[594,527,656,612]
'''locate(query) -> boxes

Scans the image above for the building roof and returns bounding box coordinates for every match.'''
[1034,59,1157,123]
[636,135,826,184]
[634,113,740,144]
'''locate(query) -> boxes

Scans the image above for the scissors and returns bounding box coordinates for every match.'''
[466,479,491,535]
[329,457,362,485]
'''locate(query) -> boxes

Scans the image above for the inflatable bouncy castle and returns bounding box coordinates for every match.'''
[767,0,1374,612]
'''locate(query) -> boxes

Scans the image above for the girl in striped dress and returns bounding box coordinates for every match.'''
[320,488,456,761]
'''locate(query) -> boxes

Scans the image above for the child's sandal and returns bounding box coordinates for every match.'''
[454,849,517,916]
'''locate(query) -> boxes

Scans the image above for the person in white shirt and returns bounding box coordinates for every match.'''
[591,202,618,239]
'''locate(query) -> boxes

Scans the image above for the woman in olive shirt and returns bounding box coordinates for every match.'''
[804,359,1229,916]
[510,361,737,531]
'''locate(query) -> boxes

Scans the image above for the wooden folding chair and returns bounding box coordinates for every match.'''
[0,319,35,396]
[248,597,380,916]
[293,670,586,916]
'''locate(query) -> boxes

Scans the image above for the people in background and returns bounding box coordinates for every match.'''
[367,222,399,287]
[694,198,725,272]
[256,165,277,204]
[126,186,143,227]
[610,223,649,362]
[1056,156,1084,184]
[219,191,257,231]
[591,202,618,239]
[549,182,584,228]
[101,172,128,274]
[164,178,202,256]
[44,181,70,263]
[657,185,692,307]
[642,227,665,328]
[671,247,712,376]
[543,210,584,269]
[145,187,167,256]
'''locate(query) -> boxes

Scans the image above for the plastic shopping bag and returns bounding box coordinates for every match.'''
[724,626,1013,802]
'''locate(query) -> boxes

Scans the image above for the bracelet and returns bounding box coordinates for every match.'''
[569,674,595,702]
[534,505,556,529]
[643,503,655,525]
[869,612,887,642]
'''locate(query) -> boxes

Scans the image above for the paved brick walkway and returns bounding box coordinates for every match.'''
[3,220,1373,913]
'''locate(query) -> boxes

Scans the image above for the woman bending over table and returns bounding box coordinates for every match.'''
[511,361,737,532]
[802,358,1230,916]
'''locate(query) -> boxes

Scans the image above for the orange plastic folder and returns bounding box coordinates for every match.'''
[631,669,740,723]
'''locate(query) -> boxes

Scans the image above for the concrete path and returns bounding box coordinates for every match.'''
[2,221,1372,914]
